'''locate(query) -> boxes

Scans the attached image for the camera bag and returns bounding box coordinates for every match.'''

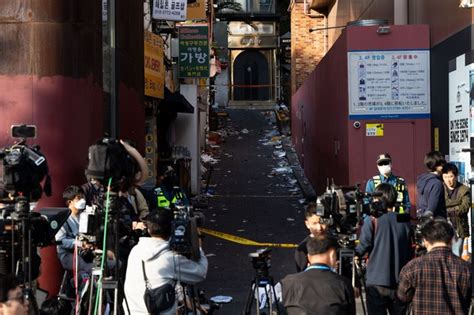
[141,248,175,314]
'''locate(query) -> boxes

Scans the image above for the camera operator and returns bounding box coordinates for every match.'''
[123,208,208,315]
[366,153,410,213]
[416,151,446,218]
[294,202,328,272]
[282,234,355,315]
[355,183,412,315]
[442,163,470,257]
[55,186,94,273]
[397,219,471,314]
[0,274,29,315]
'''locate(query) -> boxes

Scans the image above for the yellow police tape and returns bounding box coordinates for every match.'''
[198,227,298,248]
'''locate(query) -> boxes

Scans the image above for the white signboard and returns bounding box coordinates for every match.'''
[152,0,187,21]
[448,54,474,184]
[348,50,430,119]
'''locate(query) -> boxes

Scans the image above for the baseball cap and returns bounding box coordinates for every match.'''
[376,153,392,165]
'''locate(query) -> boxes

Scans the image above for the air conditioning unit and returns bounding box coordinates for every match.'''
[460,0,474,8]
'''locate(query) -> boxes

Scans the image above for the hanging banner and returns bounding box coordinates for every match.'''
[152,0,187,21]
[178,26,209,78]
[348,50,430,119]
[144,31,164,99]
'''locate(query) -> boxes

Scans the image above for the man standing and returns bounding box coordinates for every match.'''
[366,153,410,212]
[397,219,471,314]
[356,183,412,315]
[282,235,355,315]
[123,209,208,315]
[416,151,446,218]
[442,163,470,257]
[294,202,328,272]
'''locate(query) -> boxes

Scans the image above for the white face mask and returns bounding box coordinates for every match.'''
[377,164,392,176]
[74,198,87,210]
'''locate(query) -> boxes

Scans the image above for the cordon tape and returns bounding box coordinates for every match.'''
[199,227,297,248]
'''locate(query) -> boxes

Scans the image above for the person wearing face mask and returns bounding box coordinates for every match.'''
[55,185,94,273]
[282,234,355,315]
[365,153,410,213]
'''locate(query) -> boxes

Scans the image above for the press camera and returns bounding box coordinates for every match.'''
[248,248,272,276]
[0,125,69,284]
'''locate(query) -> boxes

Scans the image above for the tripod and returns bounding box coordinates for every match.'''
[243,268,280,315]
[339,248,367,315]
[85,190,128,315]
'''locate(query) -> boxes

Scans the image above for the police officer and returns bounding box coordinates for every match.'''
[365,153,410,212]
[155,166,188,208]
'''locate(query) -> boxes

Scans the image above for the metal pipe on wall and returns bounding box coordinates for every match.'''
[394,0,408,25]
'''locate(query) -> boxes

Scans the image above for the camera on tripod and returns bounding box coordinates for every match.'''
[0,125,69,294]
[249,248,272,274]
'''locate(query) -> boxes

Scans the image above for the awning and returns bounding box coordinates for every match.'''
[161,87,195,113]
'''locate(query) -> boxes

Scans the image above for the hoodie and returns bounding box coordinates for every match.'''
[416,173,446,218]
[123,237,208,315]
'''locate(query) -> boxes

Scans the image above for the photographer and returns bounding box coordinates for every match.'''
[282,234,355,314]
[397,219,471,314]
[55,186,94,273]
[355,183,412,315]
[294,202,328,272]
[123,208,208,315]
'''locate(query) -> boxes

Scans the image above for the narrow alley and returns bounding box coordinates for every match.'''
[200,109,307,314]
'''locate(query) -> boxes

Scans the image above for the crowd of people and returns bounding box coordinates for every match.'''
[281,151,473,314]
[1,139,473,315]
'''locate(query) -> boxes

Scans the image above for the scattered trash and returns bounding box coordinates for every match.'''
[241,128,249,134]
[242,220,248,223]
[206,253,217,257]
[272,167,293,175]
[298,198,306,204]
[201,153,219,164]
[237,229,246,232]
[286,217,295,222]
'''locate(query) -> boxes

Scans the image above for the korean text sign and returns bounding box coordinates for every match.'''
[144,31,164,99]
[178,26,209,78]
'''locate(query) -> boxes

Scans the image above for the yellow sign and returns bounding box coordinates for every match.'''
[366,123,384,137]
[144,31,164,99]
[187,0,206,20]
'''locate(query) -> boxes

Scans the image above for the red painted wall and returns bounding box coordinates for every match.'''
[292,25,431,208]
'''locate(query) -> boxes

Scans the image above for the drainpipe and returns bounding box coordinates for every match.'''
[394,0,408,25]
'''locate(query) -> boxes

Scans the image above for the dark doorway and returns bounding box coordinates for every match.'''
[233,50,270,100]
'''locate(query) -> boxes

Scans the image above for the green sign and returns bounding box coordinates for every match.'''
[178,26,209,78]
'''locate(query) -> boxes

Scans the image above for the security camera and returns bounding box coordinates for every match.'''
[460,0,474,8]
[353,121,361,129]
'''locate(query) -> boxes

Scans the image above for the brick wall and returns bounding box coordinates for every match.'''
[291,4,326,95]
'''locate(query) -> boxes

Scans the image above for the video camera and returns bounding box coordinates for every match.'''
[169,201,204,261]
[248,248,272,276]
[314,180,390,248]
[0,125,69,282]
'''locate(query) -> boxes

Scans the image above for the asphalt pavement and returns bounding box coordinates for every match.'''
[199,109,308,314]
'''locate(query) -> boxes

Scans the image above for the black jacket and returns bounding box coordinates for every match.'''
[281,264,356,315]
[294,236,310,272]
[416,172,446,218]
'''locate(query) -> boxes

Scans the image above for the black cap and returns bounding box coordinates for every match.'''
[376,153,392,165]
